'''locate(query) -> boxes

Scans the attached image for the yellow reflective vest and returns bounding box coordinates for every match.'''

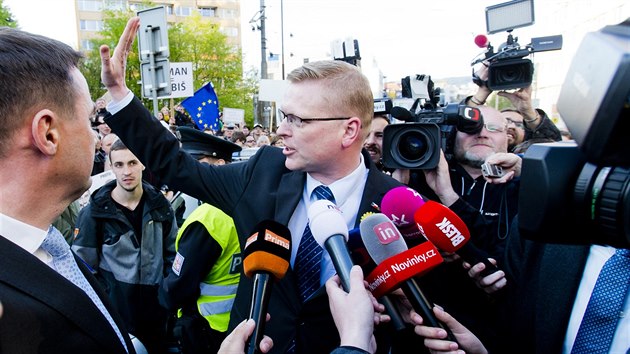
[176,203,241,332]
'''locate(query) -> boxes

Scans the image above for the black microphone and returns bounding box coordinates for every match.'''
[308,199,353,290]
[390,106,415,122]
[242,220,292,354]
[359,213,457,343]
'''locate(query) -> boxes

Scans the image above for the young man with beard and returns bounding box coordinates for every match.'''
[72,139,177,354]
[363,114,390,171]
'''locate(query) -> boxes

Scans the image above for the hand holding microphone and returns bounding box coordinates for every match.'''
[381,186,501,279]
[309,200,405,331]
[308,200,353,290]
[242,220,291,354]
[359,213,457,343]
[413,200,501,279]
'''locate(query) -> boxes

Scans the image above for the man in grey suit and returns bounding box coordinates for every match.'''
[0,28,135,353]
[102,18,402,354]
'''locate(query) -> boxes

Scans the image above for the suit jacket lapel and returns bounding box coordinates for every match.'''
[535,243,590,353]
[275,171,305,225]
[0,236,128,354]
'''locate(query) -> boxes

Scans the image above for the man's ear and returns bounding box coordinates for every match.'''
[31,109,60,156]
[341,116,362,148]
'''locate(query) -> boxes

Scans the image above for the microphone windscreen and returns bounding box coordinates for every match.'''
[243,220,291,279]
[413,201,471,253]
[359,213,408,264]
[307,199,349,246]
[474,34,488,48]
[390,106,414,122]
[381,186,426,240]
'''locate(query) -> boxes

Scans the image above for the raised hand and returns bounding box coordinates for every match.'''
[100,17,140,101]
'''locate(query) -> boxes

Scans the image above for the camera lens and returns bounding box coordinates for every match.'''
[398,131,429,162]
[496,66,526,84]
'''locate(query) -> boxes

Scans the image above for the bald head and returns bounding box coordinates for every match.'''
[454,105,508,168]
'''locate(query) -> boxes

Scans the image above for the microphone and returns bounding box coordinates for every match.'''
[380,186,427,246]
[308,199,353,291]
[242,220,292,354]
[347,226,406,331]
[414,200,499,278]
[474,34,489,48]
[359,213,456,342]
[390,106,414,122]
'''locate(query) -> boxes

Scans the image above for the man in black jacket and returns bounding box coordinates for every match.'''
[73,139,177,354]
[102,18,402,354]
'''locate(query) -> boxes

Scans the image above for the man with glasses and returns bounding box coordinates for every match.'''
[405,105,520,352]
[101,17,401,354]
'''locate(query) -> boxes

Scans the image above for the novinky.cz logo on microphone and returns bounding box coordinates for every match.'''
[436,217,465,247]
[373,221,400,244]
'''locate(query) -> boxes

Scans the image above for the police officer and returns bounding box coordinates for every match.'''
[159,127,243,354]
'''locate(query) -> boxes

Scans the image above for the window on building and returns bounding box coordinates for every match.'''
[220,9,238,19]
[78,0,103,12]
[81,39,95,51]
[129,2,152,12]
[220,27,239,37]
[104,0,126,11]
[199,7,217,17]
[165,4,174,15]
[175,6,193,16]
[80,20,104,31]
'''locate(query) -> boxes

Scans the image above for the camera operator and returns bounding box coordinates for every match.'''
[397,104,519,351]
[467,64,561,152]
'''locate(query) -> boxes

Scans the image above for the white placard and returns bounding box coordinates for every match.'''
[222,107,245,124]
[169,62,194,98]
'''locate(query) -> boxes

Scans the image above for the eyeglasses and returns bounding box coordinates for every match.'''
[505,118,525,129]
[278,110,350,128]
[245,139,255,143]
[483,123,507,133]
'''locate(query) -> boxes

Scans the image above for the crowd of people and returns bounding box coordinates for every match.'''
[1,14,628,354]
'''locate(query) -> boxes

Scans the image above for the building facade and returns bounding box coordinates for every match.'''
[75,0,241,51]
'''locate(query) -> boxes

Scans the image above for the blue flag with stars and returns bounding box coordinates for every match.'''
[181,81,220,131]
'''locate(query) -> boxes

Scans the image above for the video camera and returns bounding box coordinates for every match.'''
[472,0,562,91]
[518,19,630,248]
[381,75,483,170]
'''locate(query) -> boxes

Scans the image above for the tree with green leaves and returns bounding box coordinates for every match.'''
[0,0,17,28]
[80,7,258,127]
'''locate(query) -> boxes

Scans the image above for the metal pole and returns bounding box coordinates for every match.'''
[147,26,159,117]
[280,0,285,80]
[260,0,268,80]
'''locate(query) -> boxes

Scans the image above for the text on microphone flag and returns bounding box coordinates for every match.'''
[365,242,443,298]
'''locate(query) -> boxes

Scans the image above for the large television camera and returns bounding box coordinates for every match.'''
[519,19,630,248]
[472,0,562,91]
[381,75,483,170]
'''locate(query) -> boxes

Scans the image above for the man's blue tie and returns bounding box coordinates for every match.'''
[41,226,128,352]
[295,185,335,302]
[571,248,630,354]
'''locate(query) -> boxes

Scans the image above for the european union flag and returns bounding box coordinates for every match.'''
[181,82,220,131]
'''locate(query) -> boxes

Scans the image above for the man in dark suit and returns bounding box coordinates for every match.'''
[0,28,135,353]
[102,17,402,353]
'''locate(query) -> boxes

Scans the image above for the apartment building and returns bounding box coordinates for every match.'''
[75,0,241,51]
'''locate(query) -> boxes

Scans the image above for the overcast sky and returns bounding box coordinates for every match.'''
[5,0,629,82]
